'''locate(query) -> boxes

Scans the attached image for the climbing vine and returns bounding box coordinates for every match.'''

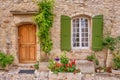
[34,0,54,53]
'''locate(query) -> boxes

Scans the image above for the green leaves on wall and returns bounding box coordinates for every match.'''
[34,0,54,53]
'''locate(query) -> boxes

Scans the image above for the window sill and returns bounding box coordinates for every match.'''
[70,49,93,53]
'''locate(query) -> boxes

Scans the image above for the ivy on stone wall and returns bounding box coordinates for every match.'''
[34,0,54,53]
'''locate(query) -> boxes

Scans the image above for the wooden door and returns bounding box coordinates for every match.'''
[18,24,36,63]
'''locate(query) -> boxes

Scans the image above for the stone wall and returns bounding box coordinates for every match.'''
[0,0,120,66]
[0,0,39,64]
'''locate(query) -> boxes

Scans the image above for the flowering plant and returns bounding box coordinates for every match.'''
[48,52,80,74]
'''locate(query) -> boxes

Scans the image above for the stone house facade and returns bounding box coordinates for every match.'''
[0,0,120,66]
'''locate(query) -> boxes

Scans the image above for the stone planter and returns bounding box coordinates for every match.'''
[112,69,120,74]
[76,60,95,74]
[49,71,82,80]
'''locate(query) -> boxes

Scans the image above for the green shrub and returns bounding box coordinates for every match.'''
[0,52,14,68]
[34,61,39,70]
[48,60,55,71]
[60,52,69,65]
[103,36,116,51]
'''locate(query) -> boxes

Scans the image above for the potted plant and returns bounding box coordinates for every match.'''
[95,66,106,73]
[86,54,99,66]
[112,53,120,70]
[48,52,80,74]
[48,52,81,80]
[0,52,14,70]
[103,36,116,67]
[111,52,120,74]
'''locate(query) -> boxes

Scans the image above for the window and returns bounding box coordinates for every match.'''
[72,17,89,49]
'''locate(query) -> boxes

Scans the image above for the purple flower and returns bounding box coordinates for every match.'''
[55,57,60,61]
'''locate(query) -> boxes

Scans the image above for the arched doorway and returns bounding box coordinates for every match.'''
[18,24,36,63]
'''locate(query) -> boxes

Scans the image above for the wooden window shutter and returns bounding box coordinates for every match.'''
[61,15,71,51]
[92,15,103,51]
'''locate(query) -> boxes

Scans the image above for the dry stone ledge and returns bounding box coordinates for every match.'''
[76,60,95,74]
[112,69,120,75]
[49,71,82,80]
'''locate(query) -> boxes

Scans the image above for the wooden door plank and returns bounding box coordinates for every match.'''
[18,24,36,63]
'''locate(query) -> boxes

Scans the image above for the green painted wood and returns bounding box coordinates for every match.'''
[92,15,103,51]
[61,15,71,51]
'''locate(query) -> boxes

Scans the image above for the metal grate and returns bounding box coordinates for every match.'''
[18,70,35,74]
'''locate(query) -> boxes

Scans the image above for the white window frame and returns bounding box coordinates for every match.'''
[71,17,90,50]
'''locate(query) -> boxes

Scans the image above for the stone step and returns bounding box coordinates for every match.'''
[39,62,49,71]
[76,60,95,74]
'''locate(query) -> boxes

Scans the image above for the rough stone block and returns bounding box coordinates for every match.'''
[49,72,59,80]
[76,60,95,74]
[67,73,82,80]
[39,62,49,71]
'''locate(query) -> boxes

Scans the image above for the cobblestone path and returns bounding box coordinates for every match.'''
[0,71,120,80]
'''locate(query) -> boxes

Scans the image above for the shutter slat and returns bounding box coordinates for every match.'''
[92,15,103,51]
[61,15,71,51]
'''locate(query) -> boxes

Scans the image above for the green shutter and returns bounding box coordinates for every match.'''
[92,15,103,51]
[61,15,71,51]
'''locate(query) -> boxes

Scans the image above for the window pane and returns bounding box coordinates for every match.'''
[85,28,88,32]
[85,19,88,22]
[76,38,79,42]
[73,23,75,27]
[77,24,79,27]
[77,29,79,32]
[85,38,88,42]
[85,19,88,28]
[73,33,76,37]
[85,23,88,27]
[82,38,84,41]
[82,28,84,32]
[73,28,75,32]
[77,43,79,46]
[76,19,79,23]
[81,18,84,27]
[73,38,76,42]
[85,43,88,46]
[82,33,84,37]
[73,43,76,47]
[82,43,85,47]
[76,33,79,37]
[85,33,88,37]
[73,19,75,23]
